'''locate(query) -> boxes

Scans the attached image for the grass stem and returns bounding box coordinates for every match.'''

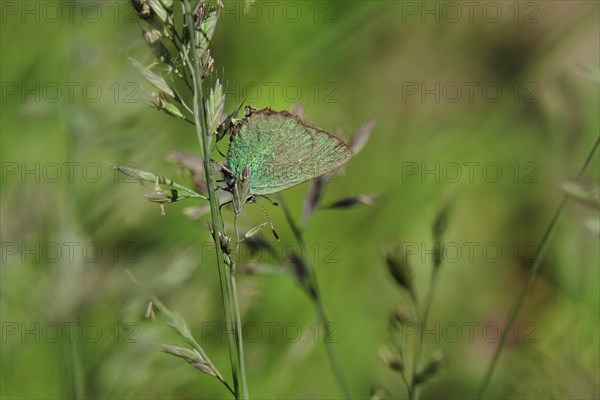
[477,136,600,398]
[182,1,248,398]
[279,197,351,399]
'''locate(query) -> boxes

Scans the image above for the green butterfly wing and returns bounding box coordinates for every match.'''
[227,108,353,196]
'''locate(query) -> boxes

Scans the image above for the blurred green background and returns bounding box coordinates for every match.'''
[1,0,599,399]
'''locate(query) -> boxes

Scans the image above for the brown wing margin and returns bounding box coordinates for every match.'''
[238,107,353,156]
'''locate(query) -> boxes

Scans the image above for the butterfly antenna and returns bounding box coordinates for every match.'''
[236,99,246,115]
[258,195,279,207]
[256,198,280,241]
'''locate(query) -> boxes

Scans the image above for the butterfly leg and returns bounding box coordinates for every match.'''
[255,197,280,241]
[219,200,232,211]
[258,195,279,207]
[215,144,226,158]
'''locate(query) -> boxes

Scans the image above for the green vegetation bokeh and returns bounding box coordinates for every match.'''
[1,1,599,399]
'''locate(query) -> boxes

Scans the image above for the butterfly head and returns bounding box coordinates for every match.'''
[223,165,254,214]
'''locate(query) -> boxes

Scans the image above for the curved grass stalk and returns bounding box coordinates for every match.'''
[279,197,351,399]
[477,136,600,398]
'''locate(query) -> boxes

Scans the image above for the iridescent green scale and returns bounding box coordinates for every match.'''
[226,108,353,198]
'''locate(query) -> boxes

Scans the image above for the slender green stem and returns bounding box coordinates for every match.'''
[68,329,85,399]
[399,366,412,400]
[232,215,249,397]
[390,324,409,389]
[182,1,248,398]
[279,197,351,399]
[477,136,600,399]
[421,268,441,337]
[313,297,351,399]
[409,267,440,400]
[230,272,249,397]
[408,295,420,400]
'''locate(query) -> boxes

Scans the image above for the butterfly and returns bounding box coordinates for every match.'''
[222,107,353,214]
